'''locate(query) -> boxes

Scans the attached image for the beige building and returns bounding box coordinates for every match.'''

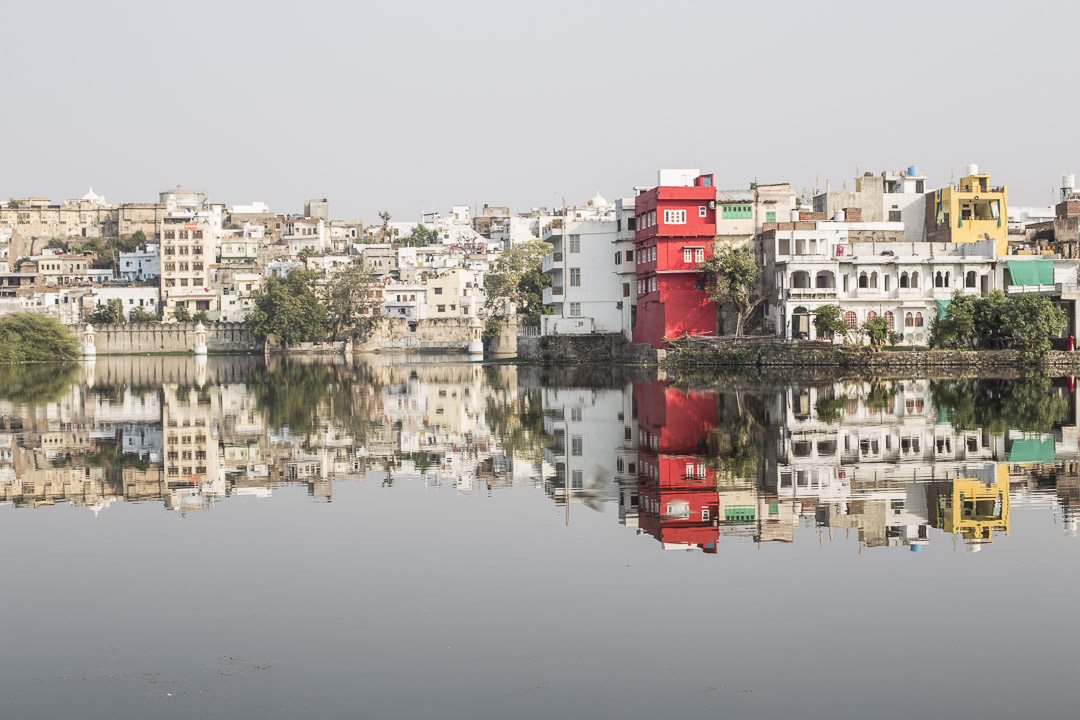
[159,202,222,320]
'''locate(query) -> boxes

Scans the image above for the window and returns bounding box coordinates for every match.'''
[623,283,630,297]
[650,277,657,292]
[569,302,581,316]
[699,205,707,217]
[570,268,581,286]
[695,248,704,263]
[614,251,621,265]
[434,287,443,294]
[437,305,446,312]
[911,271,920,288]
[766,211,776,223]
[722,204,752,220]
[900,272,909,288]
[914,312,924,327]
[196,300,209,311]
[627,217,636,230]
[663,209,687,224]
[845,311,857,328]
[885,311,894,330]
[569,235,581,253]
[684,248,693,263]
[889,210,902,222]
[966,271,977,288]
[905,312,914,328]
[571,407,582,422]
[571,436,583,456]
[650,247,656,262]
[626,249,633,261]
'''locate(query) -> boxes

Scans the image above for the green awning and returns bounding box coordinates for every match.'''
[1008,259,1053,286]
[934,299,951,319]
[1009,437,1055,463]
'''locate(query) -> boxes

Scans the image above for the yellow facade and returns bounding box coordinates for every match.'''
[934,472,1010,542]
[930,174,1008,256]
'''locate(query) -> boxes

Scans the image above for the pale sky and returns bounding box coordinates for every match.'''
[2,0,1075,221]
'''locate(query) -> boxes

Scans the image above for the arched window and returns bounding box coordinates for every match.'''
[867,311,878,322]
[900,272,909,288]
[966,271,977,288]
[944,271,950,287]
[870,271,878,289]
[859,272,868,289]
[935,271,943,288]
[914,312,924,327]
[884,311,895,329]
[911,271,920,288]
[844,311,858,328]
[905,312,914,327]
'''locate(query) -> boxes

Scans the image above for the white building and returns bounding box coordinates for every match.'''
[614,198,638,341]
[541,194,626,336]
[766,231,995,344]
[118,244,160,281]
[382,282,427,320]
[83,286,160,320]
[282,217,328,255]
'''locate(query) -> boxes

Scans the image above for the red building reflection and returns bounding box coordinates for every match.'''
[635,381,720,552]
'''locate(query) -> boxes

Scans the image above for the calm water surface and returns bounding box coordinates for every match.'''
[1,356,1078,720]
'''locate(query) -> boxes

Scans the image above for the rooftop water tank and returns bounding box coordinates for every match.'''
[907,165,920,177]
[833,209,846,222]
[964,163,979,177]
[1063,173,1075,191]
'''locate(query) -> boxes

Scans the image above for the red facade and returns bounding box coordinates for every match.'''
[632,174,718,348]
[635,381,721,552]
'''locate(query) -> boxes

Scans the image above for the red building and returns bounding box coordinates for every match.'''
[635,381,721,552]
[633,171,718,348]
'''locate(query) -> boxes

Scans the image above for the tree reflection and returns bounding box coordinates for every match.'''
[0,363,80,406]
[930,375,1073,433]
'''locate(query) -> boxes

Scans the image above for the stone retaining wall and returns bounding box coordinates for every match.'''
[516,334,664,365]
[72,322,259,354]
[666,346,1080,370]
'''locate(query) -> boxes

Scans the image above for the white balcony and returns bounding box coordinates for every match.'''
[541,253,564,273]
[542,286,564,304]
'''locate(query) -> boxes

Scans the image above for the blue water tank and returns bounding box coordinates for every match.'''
[910,544,923,552]
[907,165,920,177]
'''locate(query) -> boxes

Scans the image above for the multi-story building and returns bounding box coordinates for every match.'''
[541,194,626,335]
[282,217,328,255]
[813,168,929,242]
[614,198,638,341]
[118,244,160,281]
[424,267,484,318]
[83,286,160,320]
[382,282,427,320]
[633,169,718,348]
[925,166,1008,255]
[158,196,221,321]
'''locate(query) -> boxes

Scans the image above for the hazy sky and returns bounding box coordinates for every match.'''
[2,0,1076,220]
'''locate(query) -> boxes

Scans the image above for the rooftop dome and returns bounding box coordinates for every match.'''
[81,186,106,204]
[587,191,607,207]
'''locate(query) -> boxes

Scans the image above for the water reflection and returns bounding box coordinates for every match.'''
[2,357,1078,550]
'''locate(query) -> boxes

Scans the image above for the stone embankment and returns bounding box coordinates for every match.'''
[71,322,258,354]
[664,345,1080,370]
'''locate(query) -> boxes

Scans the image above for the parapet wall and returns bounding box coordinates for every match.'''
[71,322,259,354]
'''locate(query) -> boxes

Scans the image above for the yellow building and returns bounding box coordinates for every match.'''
[927,173,1008,256]
[928,469,1010,543]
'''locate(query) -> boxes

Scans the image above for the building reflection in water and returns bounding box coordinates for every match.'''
[1,356,1078,551]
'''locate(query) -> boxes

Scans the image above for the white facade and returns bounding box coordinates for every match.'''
[84,286,161,320]
[382,283,428,320]
[282,217,328,255]
[541,195,626,335]
[118,244,160,281]
[767,233,997,344]
[614,198,638,341]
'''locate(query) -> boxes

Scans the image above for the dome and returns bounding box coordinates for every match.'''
[81,186,105,204]
[587,191,607,207]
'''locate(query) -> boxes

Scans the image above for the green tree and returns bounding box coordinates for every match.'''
[172,305,192,322]
[929,292,978,348]
[7,199,23,209]
[191,310,211,324]
[484,240,552,331]
[400,224,435,247]
[812,304,847,342]
[246,269,328,346]
[128,307,160,322]
[323,262,383,341]
[862,315,898,348]
[0,313,79,363]
[1003,293,1067,361]
[87,298,125,324]
[697,243,765,336]
[45,238,70,252]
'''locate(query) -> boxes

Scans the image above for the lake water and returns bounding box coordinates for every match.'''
[1,355,1079,720]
